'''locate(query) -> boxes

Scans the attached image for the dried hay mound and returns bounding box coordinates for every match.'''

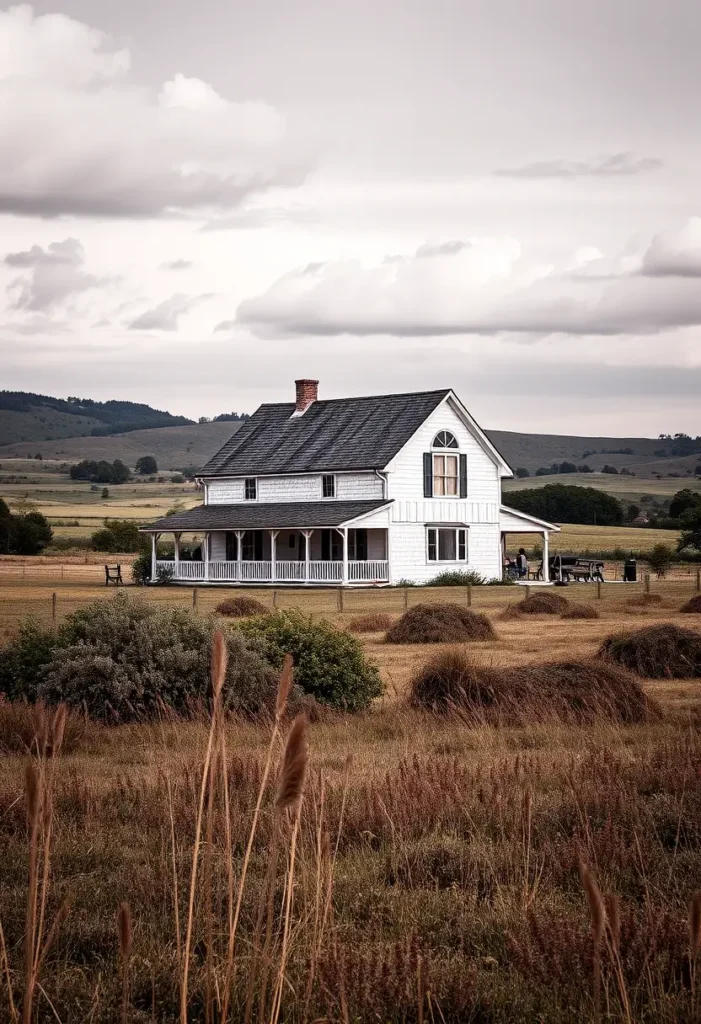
[385,603,497,644]
[625,593,664,609]
[410,648,658,725]
[501,592,570,619]
[598,623,701,679]
[680,594,701,614]
[347,612,395,633]
[216,596,270,619]
[561,603,600,620]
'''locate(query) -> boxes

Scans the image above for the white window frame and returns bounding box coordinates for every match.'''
[321,474,336,499]
[244,477,257,501]
[426,526,468,563]
[432,453,459,496]
[432,430,459,449]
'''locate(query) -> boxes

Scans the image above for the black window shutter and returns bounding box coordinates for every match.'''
[423,452,433,497]
[459,454,467,498]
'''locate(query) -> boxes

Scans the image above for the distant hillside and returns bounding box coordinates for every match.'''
[0,421,240,470]
[0,391,195,445]
[487,429,701,476]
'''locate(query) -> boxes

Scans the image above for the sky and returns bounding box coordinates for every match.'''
[1,0,700,437]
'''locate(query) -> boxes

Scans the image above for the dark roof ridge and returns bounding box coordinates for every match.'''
[255,387,451,411]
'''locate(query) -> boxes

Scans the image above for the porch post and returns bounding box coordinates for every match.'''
[342,527,349,586]
[174,532,181,580]
[150,533,158,582]
[302,530,313,583]
[235,531,245,582]
[542,531,550,583]
[203,532,210,582]
[270,530,278,582]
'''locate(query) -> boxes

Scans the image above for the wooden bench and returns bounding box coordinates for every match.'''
[105,564,124,586]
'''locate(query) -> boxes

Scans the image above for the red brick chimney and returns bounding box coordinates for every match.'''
[294,378,318,414]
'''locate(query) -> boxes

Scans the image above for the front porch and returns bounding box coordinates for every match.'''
[154,556,389,584]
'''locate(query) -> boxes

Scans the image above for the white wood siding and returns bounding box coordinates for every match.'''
[388,522,502,584]
[206,472,382,505]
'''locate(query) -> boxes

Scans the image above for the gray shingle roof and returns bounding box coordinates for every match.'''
[200,389,451,476]
[140,500,392,533]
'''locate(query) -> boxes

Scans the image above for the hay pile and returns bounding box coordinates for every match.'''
[410,648,657,724]
[216,596,269,618]
[385,603,497,644]
[502,592,570,619]
[598,623,701,679]
[680,594,701,614]
[347,612,395,633]
[561,603,600,620]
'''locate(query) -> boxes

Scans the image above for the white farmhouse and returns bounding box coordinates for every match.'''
[141,380,558,585]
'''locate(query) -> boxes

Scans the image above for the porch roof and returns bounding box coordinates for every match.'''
[139,499,392,533]
[499,504,560,533]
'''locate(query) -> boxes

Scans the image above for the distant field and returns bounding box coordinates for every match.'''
[506,522,681,555]
[503,471,701,502]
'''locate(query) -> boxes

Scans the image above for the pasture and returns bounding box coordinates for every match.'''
[1,571,701,1021]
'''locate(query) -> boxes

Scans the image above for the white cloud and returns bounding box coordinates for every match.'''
[495,152,663,179]
[129,293,211,331]
[0,5,315,218]
[236,218,701,338]
[4,237,102,310]
[641,217,701,277]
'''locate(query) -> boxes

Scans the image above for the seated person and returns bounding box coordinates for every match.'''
[516,548,529,578]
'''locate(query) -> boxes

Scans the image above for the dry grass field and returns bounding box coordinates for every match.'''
[1,573,701,1022]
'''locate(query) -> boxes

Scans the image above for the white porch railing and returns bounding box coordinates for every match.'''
[154,559,389,583]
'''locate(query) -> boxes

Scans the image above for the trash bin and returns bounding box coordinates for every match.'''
[623,557,637,583]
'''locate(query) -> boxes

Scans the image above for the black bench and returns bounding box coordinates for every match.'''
[105,564,124,586]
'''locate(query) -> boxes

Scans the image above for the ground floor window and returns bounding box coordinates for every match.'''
[426,527,467,562]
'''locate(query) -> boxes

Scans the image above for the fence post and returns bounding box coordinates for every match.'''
[597,581,602,600]
[466,583,472,607]
[52,592,57,628]
[192,587,198,613]
[337,587,344,612]
[525,585,531,600]
[644,573,651,595]
[403,587,408,610]
[272,589,277,609]
[697,568,701,593]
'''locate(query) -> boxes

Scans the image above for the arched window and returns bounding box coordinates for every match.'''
[432,430,458,449]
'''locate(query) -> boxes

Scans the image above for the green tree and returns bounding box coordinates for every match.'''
[679,504,701,552]
[10,511,53,555]
[135,455,158,475]
[670,489,699,519]
[91,519,142,553]
[507,484,624,526]
[626,503,641,522]
[647,543,673,577]
[515,467,530,478]
[0,498,12,554]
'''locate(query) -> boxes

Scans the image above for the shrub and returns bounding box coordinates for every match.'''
[561,602,600,620]
[425,570,487,587]
[154,563,174,585]
[216,596,270,618]
[410,648,658,724]
[680,594,701,614]
[503,592,569,618]
[131,551,152,585]
[91,519,143,553]
[0,621,56,701]
[0,594,285,722]
[598,623,701,679]
[171,474,185,484]
[347,612,394,633]
[385,603,497,644]
[238,610,384,711]
[647,543,674,577]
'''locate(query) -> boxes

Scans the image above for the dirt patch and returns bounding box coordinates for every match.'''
[385,603,497,644]
[347,612,395,633]
[215,596,270,618]
[598,623,701,679]
[409,648,658,725]
[560,603,600,620]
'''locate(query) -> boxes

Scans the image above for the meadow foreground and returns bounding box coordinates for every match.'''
[1,579,701,1022]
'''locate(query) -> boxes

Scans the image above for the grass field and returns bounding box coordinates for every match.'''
[503,471,701,501]
[1,573,701,1021]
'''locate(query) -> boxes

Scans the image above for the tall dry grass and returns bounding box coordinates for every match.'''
[3,641,701,1020]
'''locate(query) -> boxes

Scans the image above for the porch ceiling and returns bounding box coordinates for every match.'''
[139,499,392,533]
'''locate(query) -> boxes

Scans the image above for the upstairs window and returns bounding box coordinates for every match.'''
[245,478,257,500]
[322,474,336,498]
[433,454,458,496]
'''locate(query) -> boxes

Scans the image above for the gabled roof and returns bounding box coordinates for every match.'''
[499,504,560,532]
[140,500,392,533]
[200,390,451,476]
